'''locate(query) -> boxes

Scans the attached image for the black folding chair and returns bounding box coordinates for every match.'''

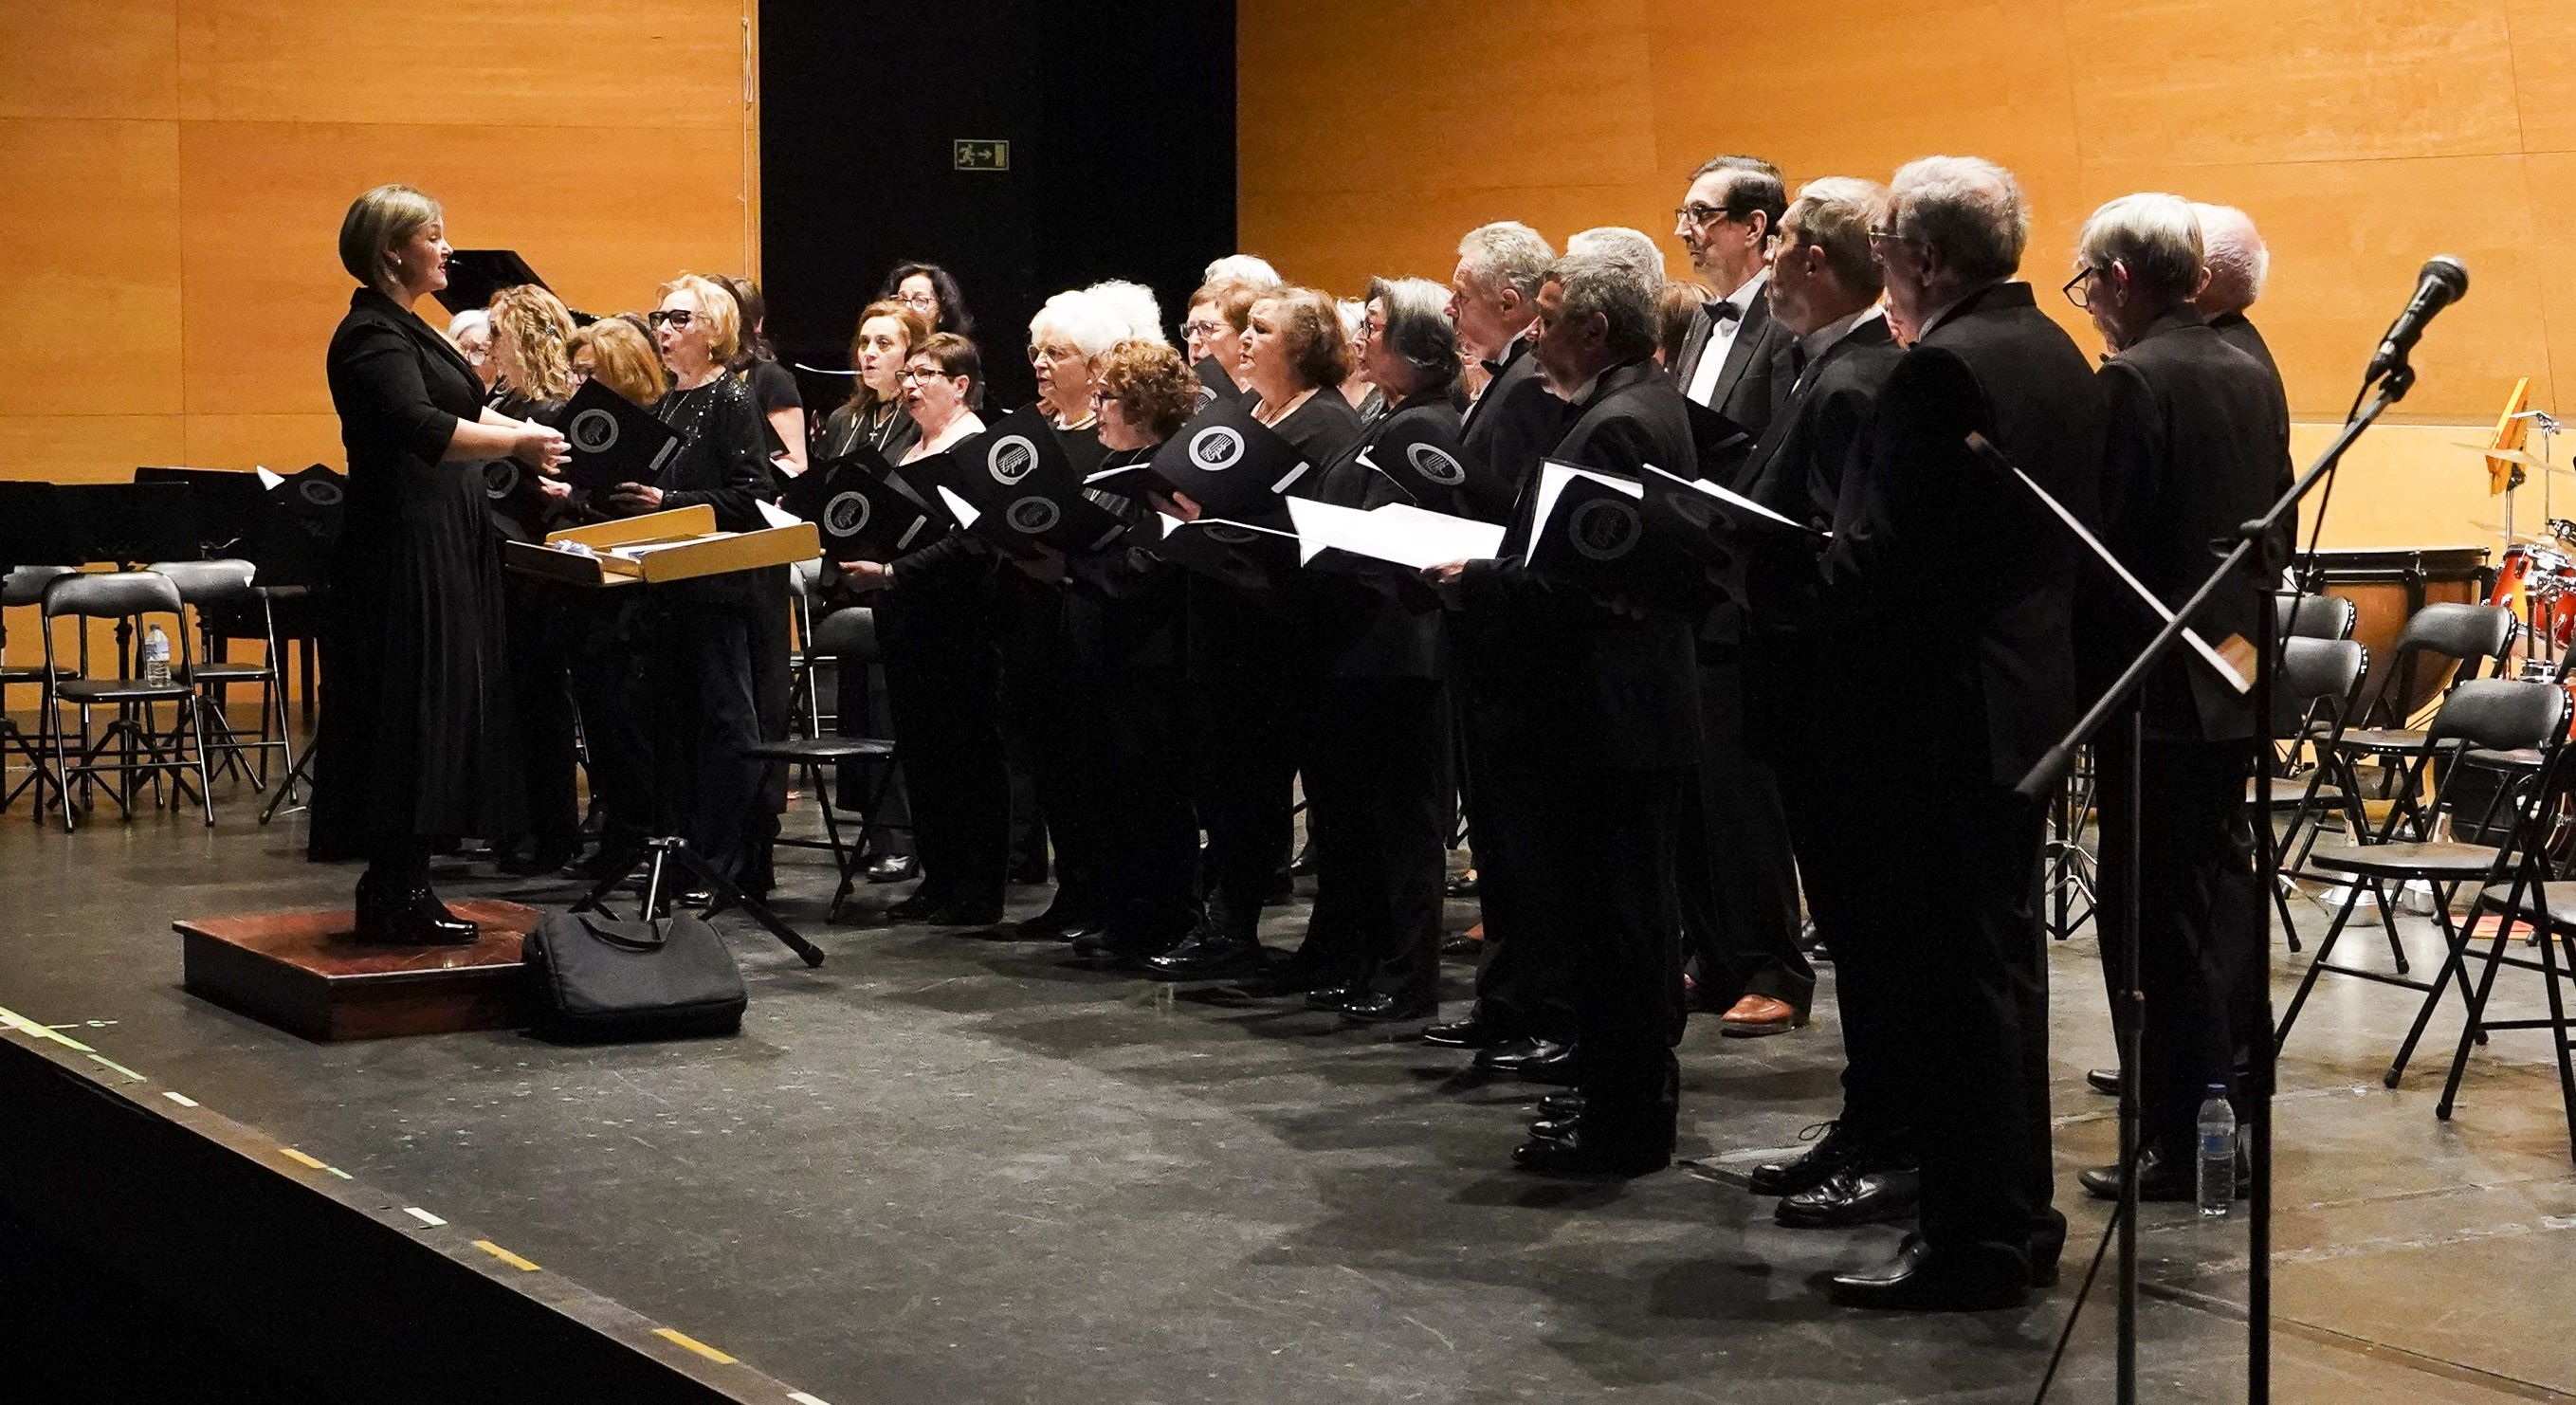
[2259,636,2369,950]
[41,571,213,830]
[2278,677,2573,1085]
[2,565,78,817]
[152,558,297,795]
[2275,591,2357,643]
[2429,764,2576,1159]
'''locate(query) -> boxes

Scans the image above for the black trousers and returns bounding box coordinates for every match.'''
[2093,728,2266,1158]
[1676,650,1814,1011]
[1538,759,1689,1149]
[502,574,580,857]
[1187,591,1301,940]
[1849,759,2055,1255]
[1006,585,1103,914]
[564,595,656,856]
[1746,630,1901,1135]
[826,604,914,857]
[653,601,770,887]
[880,585,1008,906]
[1292,676,1452,1001]
[1459,715,1581,1042]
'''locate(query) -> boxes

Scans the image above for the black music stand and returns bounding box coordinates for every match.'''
[573,835,823,968]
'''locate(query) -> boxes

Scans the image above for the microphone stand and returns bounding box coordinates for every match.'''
[2018,358,2419,1405]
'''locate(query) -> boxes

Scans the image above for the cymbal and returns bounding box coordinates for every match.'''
[2454,442,2567,471]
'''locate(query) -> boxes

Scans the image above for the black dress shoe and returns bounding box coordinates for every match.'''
[1142,932,1266,981]
[1829,1235,2029,1311]
[885,888,949,921]
[1535,1091,1586,1119]
[1775,1166,1922,1229]
[1528,1114,1580,1140]
[1302,984,1361,1011]
[1443,870,1479,897]
[1476,1038,1577,1086]
[2029,1210,2068,1289]
[353,875,478,947]
[865,853,919,885]
[1338,991,1435,1024]
[2079,1145,2250,1202]
[2086,1067,2121,1096]
[1749,1121,1890,1198]
[1512,1129,1669,1177]
[1069,928,1178,966]
[1419,1015,1514,1049]
[1013,904,1098,941]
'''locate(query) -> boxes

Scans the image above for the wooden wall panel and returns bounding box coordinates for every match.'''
[1241,0,2572,547]
[0,1,753,494]
[0,119,185,420]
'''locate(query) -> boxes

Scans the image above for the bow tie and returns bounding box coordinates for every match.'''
[1479,357,1506,376]
[1706,301,1743,324]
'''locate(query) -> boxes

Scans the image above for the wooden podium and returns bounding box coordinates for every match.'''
[502,502,820,588]
[178,901,543,1041]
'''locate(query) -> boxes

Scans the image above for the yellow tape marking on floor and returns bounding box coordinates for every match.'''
[472,1239,540,1271]
[0,1005,94,1052]
[651,1327,738,1364]
[402,1207,447,1228]
[788,1393,834,1405]
[86,1054,146,1082]
[161,1091,199,1107]
[278,1147,329,1171]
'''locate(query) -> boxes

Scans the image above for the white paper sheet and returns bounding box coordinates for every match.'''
[1284,498,1506,570]
[1638,462,1819,536]
[936,484,981,530]
[756,499,800,530]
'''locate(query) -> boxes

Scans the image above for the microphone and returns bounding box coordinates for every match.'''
[2364,256,2469,385]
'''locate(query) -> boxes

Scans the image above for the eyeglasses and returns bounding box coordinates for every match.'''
[1180,320,1223,339]
[897,292,939,309]
[2062,267,2104,311]
[646,309,695,329]
[1028,344,1080,365]
[1674,202,1736,226]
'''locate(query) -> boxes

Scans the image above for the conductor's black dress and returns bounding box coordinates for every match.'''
[312,286,522,862]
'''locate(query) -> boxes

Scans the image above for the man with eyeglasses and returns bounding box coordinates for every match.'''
[1818,155,2103,1311]
[1669,155,1789,437]
[2067,192,2287,1213]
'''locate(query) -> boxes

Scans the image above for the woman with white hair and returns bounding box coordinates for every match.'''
[1027,289,1128,470]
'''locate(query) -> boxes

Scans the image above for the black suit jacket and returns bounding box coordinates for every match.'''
[1459,336,1566,524]
[1825,281,2106,787]
[2208,310,2291,444]
[1737,315,1904,636]
[1289,396,1464,679]
[1671,286,1788,438]
[1457,358,1702,768]
[2092,309,2293,741]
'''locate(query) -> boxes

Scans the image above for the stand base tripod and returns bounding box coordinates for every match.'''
[574,835,825,968]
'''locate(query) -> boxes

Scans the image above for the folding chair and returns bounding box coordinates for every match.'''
[2428,762,2576,1159]
[2275,591,2356,643]
[41,571,213,830]
[2,565,77,817]
[2277,676,2572,1085]
[2258,636,2369,950]
[152,558,296,796]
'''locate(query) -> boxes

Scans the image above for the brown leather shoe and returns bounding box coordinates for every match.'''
[1719,994,1807,1038]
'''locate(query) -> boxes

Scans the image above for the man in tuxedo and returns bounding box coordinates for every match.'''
[2071,194,2289,1203]
[2191,204,2285,393]
[1725,178,1913,1211]
[1428,239,1702,1175]
[1670,155,1791,437]
[1819,155,2104,1309]
[1425,221,1584,1061]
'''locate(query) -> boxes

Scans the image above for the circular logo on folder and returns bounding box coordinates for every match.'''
[1666,491,1717,534]
[1006,497,1061,536]
[1188,426,1246,472]
[988,434,1039,485]
[1204,523,1259,545]
[1567,499,1641,561]
[569,408,620,454]
[298,477,344,508]
[484,460,521,499]
[1405,443,1466,486]
[824,490,872,538]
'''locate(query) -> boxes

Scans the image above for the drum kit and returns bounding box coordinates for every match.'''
[2468,411,2576,672]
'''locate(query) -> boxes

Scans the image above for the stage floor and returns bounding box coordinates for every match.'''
[3,782,2572,1404]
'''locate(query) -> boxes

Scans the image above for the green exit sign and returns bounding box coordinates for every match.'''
[952,139,1010,172]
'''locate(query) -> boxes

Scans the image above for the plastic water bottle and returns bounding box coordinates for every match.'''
[2196,1085,2238,1219]
[141,626,172,686]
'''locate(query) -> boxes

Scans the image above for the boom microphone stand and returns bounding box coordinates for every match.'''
[2015,259,2465,1405]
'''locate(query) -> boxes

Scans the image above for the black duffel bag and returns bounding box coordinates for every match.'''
[523,911,747,1042]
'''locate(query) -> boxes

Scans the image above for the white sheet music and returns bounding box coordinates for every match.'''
[1638,462,1820,536]
[936,484,982,530]
[1284,498,1507,570]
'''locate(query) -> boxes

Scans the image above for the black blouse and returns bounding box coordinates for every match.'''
[815,398,923,464]
[653,374,777,532]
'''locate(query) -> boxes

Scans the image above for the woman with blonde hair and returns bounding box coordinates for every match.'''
[315,183,565,941]
[567,318,667,406]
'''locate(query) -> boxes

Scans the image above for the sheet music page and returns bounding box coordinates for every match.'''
[1285,497,1506,570]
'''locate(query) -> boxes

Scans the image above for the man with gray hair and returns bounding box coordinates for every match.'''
[2070,192,2288,1211]
[2189,203,2284,392]
[1818,155,2102,1309]
[1443,220,1564,524]
[1427,242,1701,1176]
[1670,155,1791,435]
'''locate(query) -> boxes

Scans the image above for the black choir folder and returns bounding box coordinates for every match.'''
[781,447,940,560]
[930,408,1126,556]
[1094,396,1310,518]
[1192,354,1245,408]
[562,378,682,493]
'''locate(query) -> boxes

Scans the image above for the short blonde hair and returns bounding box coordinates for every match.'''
[657,273,742,362]
[488,285,577,401]
[338,184,441,295]
[569,318,667,407]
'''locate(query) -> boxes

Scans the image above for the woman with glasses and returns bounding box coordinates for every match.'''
[317,184,566,943]
[835,335,1011,926]
[579,273,786,898]
[1144,285,1366,984]
[1179,278,1259,398]
[567,318,667,406]
[878,262,975,338]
